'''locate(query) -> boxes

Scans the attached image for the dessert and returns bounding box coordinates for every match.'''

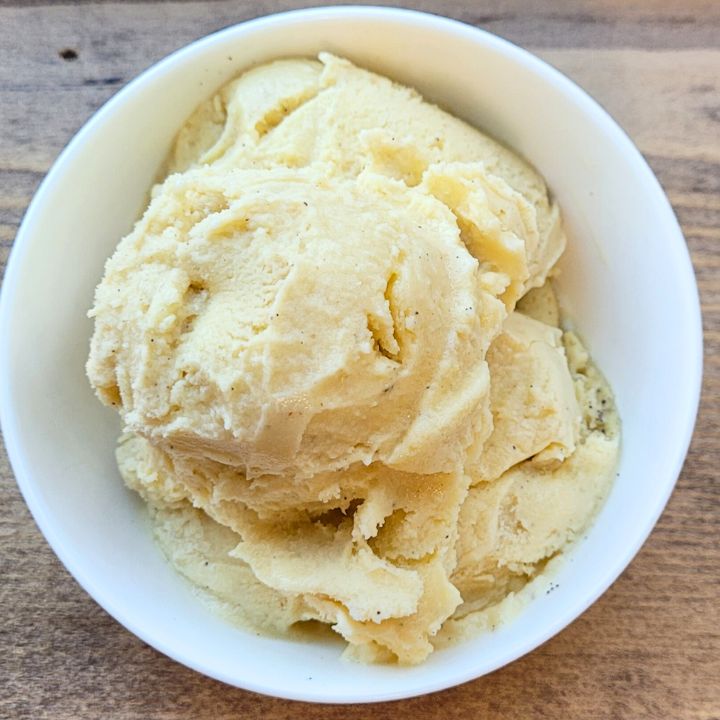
[87,54,619,665]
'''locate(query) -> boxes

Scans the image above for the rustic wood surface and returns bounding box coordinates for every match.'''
[1,1,718,718]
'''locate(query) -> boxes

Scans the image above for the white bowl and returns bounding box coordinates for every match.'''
[0,6,702,703]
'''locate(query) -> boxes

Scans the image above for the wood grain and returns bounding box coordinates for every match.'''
[1,2,718,718]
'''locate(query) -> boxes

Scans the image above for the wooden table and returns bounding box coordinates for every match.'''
[1,1,718,717]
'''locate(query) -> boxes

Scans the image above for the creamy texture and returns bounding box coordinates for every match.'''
[87,54,619,665]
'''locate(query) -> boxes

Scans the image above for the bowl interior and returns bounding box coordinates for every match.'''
[0,7,701,703]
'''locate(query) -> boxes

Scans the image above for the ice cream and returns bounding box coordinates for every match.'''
[87,54,620,665]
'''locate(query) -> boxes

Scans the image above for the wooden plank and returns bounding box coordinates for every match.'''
[1,2,718,718]
[0,0,719,50]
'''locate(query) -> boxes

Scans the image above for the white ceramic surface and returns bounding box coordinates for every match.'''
[0,6,702,703]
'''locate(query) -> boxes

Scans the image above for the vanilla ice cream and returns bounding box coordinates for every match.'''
[87,54,619,665]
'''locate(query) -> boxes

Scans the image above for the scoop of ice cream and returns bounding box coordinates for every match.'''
[119,434,469,664]
[87,53,569,481]
[472,311,581,483]
[450,331,619,622]
[172,53,564,296]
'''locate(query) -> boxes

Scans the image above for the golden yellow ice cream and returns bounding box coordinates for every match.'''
[87,53,619,665]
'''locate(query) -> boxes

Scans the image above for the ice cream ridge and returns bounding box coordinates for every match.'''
[87,53,620,665]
